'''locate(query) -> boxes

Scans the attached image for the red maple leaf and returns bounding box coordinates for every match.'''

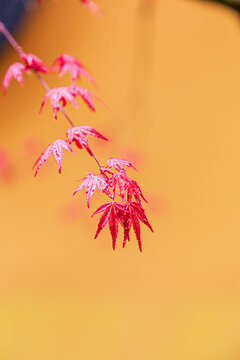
[66,126,108,155]
[81,0,101,15]
[109,170,130,198]
[40,87,78,121]
[120,202,153,252]
[1,62,29,95]
[21,53,48,73]
[92,202,125,250]
[118,210,132,249]
[53,54,95,85]
[33,139,75,176]
[127,179,147,204]
[109,170,147,203]
[107,158,136,171]
[73,173,111,208]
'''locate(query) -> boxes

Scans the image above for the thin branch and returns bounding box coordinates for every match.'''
[0,21,23,56]
[0,21,104,170]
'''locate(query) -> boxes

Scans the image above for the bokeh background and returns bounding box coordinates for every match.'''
[0,0,240,359]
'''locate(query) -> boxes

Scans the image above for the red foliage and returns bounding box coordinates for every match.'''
[76,166,153,251]
[0,15,153,251]
[21,53,48,73]
[92,199,153,252]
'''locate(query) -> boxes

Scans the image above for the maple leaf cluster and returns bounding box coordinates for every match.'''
[32,131,153,250]
[2,52,99,120]
[0,18,153,252]
[73,159,153,251]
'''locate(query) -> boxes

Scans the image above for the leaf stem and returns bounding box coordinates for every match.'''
[0,21,104,171]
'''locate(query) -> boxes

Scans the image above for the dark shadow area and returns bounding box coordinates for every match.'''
[0,0,28,50]
[196,0,240,13]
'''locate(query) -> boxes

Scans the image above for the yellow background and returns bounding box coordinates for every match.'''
[0,0,240,359]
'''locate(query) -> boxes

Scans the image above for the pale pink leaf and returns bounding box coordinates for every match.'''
[73,173,110,207]
[66,126,108,155]
[33,139,75,176]
[107,158,137,171]
[40,87,78,121]
[69,85,96,111]
[1,63,29,95]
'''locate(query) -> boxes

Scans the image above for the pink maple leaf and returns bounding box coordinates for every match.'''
[107,158,136,171]
[33,139,75,176]
[1,62,29,95]
[53,54,95,85]
[21,53,48,73]
[80,0,101,15]
[40,87,78,121]
[120,202,153,252]
[73,173,111,208]
[92,202,125,250]
[69,84,98,111]
[66,126,108,155]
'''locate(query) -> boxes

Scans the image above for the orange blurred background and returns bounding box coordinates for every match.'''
[0,0,240,359]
